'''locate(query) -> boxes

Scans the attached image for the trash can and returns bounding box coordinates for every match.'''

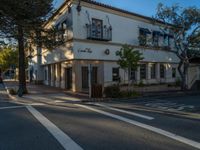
[91,84,103,98]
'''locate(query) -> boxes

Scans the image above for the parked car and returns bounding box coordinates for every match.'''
[3,69,15,79]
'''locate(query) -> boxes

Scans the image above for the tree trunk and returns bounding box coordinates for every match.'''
[17,25,27,96]
[178,60,188,91]
[183,62,189,90]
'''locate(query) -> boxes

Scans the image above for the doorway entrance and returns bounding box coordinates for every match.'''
[82,66,98,90]
[48,65,51,85]
[65,67,72,90]
[82,67,89,89]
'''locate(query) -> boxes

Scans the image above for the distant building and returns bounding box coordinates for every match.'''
[29,0,200,92]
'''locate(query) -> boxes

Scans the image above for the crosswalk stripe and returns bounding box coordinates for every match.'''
[92,103,154,120]
[26,106,83,150]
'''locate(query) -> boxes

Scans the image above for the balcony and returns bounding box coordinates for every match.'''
[86,24,112,41]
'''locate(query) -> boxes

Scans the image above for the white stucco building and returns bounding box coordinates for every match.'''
[29,0,200,93]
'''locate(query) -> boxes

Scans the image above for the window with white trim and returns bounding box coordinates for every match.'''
[112,68,120,82]
[140,64,147,80]
[150,64,156,79]
[160,64,165,78]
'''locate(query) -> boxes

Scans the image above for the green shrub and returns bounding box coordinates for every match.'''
[8,88,17,95]
[138,80,144,87]
[119,91,140,98]
[175,78,181,87]
[23,88,29,94]
[104,84,120,98]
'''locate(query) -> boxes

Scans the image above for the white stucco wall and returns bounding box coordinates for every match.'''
[41,43,74,65]
[34,3,179,67]
[73,41,179,63]
[31,1,184,90]
[72,4,175,48]
[71,4,179,63]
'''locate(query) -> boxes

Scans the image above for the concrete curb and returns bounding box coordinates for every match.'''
[2,82,199,120]
[3,83,18,101]
[82,91,200,103]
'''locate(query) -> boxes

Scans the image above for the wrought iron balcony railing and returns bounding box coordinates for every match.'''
[86,24,112,41]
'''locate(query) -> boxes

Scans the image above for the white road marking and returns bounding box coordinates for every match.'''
[0,105,25,110]
[0,101,13,103]
[26,106,83,150]
[76,104,200,149]
[29,103,46,106]
[54,100,65,103]
[93,103,154,120]
[53,96,81,102]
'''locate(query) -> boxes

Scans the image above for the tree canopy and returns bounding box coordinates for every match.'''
[116,44,143,81]
[155,4,200,90]
[0,0,62,95]
[0,46,18,72]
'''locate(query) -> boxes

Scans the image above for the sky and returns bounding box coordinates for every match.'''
[53,0,200,17]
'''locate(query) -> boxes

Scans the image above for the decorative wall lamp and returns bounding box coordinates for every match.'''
[104,49,110,55]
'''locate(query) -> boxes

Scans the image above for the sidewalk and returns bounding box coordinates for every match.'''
[4,80,200,102]
[0,84,9,100]
[3,80,200,120]
[4,80,89,103]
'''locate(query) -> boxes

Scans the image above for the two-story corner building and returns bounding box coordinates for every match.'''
[29,0,199,93]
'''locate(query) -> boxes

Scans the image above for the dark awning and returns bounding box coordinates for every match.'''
[164,33,174,38]
[139,28,151,34]
[188,49,200,64]
[153,31,163,36]
[190,57,200,64]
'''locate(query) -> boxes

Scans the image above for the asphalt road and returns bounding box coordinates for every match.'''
[113,94,200,113]
[0,85,200,150]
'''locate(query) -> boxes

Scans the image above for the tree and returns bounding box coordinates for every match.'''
[0,46,18,72]
[155,3,200,90]
[116,44,144,83]
[0,0,64,96]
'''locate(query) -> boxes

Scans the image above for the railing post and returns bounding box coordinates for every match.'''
[88,64,92,98]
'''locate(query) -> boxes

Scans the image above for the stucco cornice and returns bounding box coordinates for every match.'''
[45,0,175,28]
[80,0,174,27]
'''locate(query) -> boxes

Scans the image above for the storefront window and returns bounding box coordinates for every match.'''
[112,68,120,82]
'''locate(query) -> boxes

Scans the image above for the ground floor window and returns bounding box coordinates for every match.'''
[112,68,119,82]
[150,64,156,79]
[82,67,89,89]
[65,67,72,90]
[172,67,176,78]
[35,70,37,80]
[53,64,56,81]
[44,69,47,80]
[129,69,136,81]
[48,65,51,83]
[81,66,98,89]
[58,64,62,82]
[91,67,98,84]
[140,64,146,80]
[160,64,165,78]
